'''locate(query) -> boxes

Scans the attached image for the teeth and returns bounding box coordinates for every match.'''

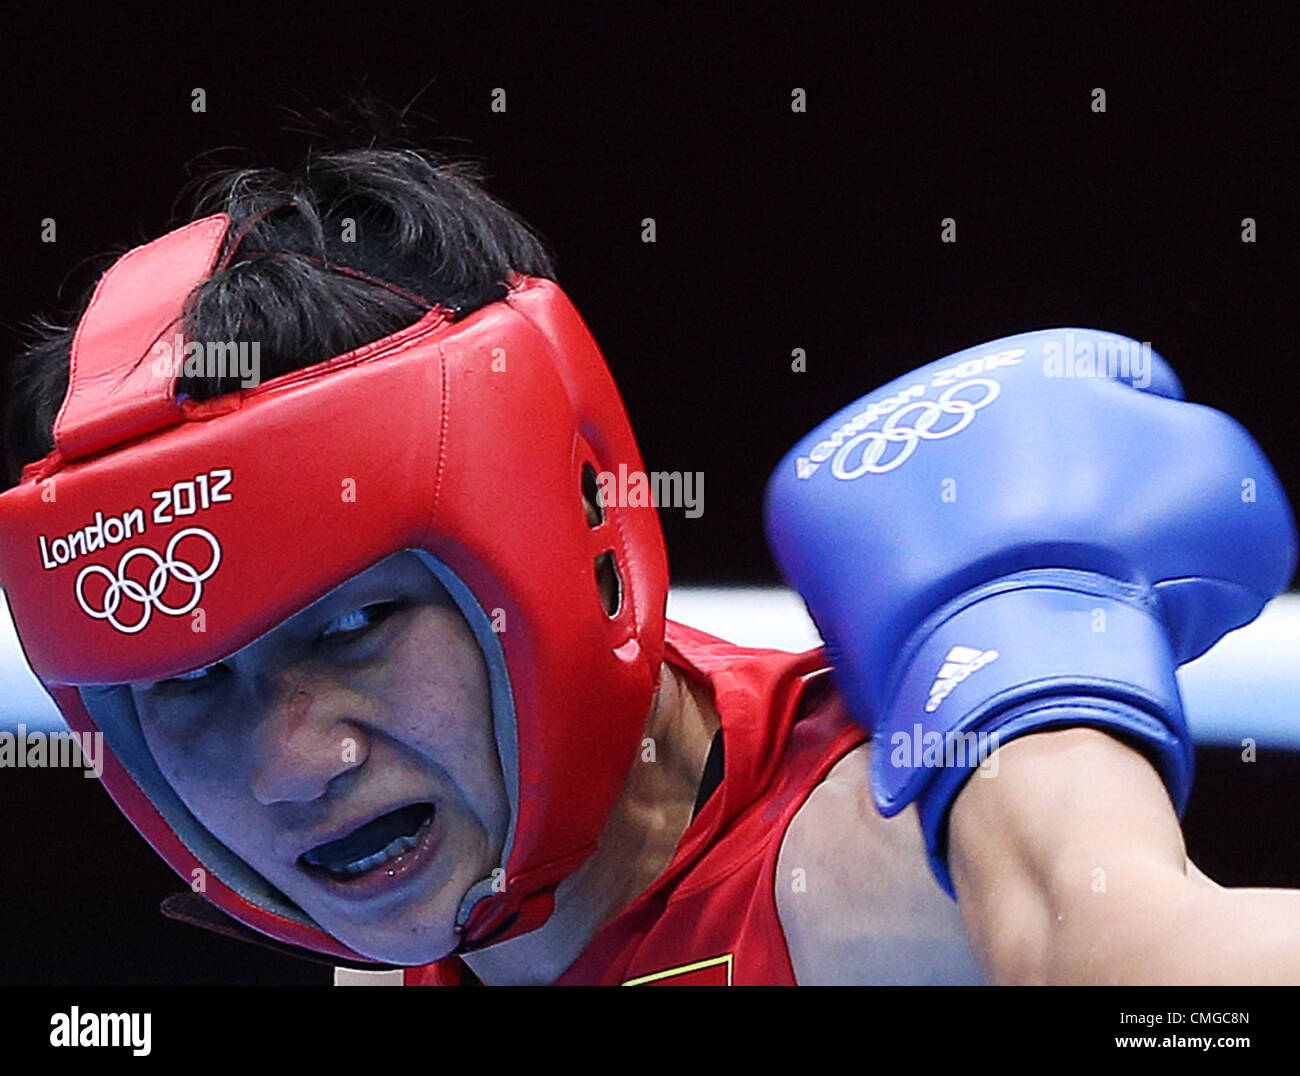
[337,831,422,877]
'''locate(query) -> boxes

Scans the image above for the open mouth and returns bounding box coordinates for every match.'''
[300,803,437,882]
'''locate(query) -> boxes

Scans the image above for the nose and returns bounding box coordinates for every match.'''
[248,677,367,806]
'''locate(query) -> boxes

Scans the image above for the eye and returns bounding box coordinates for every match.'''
[318,602,403,643]
[154,662,225,693]
[172,664,219,682]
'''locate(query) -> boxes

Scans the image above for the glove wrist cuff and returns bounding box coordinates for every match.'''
[872,570,1188,816]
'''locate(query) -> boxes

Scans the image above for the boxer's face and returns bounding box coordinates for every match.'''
[129,551,509,964]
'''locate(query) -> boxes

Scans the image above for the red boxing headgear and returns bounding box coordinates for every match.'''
[0,214,669,961]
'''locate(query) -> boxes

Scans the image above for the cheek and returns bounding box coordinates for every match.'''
[134,711,273,866]
[387,612,490,725]
[375,613,501,801]
[134,698,246,814]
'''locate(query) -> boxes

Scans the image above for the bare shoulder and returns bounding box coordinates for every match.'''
[775,741,984,984]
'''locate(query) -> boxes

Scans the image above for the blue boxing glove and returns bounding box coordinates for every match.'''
[764,330,1297,895]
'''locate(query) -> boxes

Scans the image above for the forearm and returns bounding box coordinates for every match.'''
[948,727,1300,984]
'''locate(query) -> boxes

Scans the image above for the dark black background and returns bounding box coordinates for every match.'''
[0,3,1296,983]
[1,3,1295,583]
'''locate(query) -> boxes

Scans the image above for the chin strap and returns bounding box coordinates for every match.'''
[159,892,395,972]
[453,845,597,953]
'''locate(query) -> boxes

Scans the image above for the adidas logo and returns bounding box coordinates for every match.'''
[924,645,999,713]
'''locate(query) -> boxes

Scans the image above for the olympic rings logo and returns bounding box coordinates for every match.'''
[74,528,222,635]
[830,377,1002,480]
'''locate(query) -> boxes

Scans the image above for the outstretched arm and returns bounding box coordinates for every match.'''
[948,728,1300,984]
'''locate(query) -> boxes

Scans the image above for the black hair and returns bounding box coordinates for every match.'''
[1,147,556,488]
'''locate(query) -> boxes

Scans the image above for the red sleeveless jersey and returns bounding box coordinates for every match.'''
[406,620,867,986]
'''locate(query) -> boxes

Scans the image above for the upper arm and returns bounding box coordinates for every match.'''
[948,728,1200,983]
[774,743,983,984]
